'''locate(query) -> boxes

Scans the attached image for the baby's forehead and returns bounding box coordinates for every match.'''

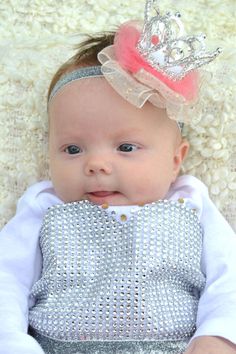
[49,75,180,138]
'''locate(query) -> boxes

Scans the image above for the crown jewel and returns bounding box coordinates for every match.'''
[137,0,221,81]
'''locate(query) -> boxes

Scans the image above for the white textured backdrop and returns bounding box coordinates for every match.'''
[0,0,235,229]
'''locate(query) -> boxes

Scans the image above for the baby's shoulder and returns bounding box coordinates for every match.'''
[168,175,209,201]
[17,180,61,214]
[167,175,210,221]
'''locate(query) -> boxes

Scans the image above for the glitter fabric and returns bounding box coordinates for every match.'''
[48,66,103,102]
[29,200,205,343]
[30,328,189,354]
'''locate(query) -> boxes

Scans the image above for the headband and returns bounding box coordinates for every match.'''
[49,66,103,102]
[48,0,220,127]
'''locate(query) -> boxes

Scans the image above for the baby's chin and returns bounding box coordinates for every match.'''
[83,192,165,207]
[60,191,167,206]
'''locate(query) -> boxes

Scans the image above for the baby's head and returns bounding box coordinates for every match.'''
[47,0,220,206]
[47,33,189,206]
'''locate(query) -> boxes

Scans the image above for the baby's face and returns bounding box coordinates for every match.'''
[48,78,188,205]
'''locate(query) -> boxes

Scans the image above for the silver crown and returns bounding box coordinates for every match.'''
[137,0,221,81]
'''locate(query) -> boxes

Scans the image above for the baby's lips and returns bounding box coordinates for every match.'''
[89,191,118,197]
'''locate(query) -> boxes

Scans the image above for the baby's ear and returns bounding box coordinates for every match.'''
[172,139,189,181]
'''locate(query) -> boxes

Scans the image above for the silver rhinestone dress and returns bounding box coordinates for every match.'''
[29,200,205,353]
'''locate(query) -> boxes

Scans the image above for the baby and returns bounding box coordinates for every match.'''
[0,1,236,353]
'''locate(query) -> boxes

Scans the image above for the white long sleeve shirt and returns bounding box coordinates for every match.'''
[0,175,236,353]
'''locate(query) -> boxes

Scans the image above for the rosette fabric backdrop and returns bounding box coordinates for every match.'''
[0,0,235,229]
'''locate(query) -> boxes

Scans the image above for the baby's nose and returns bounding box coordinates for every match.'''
[84,156,112,176]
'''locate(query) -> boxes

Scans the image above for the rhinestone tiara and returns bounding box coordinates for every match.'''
[137,0,221,81]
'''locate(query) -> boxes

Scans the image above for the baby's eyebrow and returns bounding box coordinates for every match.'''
[52,131,83,143]
[114,128,144,138]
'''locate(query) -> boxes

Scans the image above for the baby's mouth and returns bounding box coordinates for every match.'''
[88,191,119,197]
[86,191,120,204]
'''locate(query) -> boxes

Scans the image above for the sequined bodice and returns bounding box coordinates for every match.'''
[29,200,205,341]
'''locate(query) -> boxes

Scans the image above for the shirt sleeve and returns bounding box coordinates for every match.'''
[0,181,59,354]
[193,190,236,344]
[169,175,236,344]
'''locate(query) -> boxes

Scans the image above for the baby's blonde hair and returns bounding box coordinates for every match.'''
[48,32,115,101]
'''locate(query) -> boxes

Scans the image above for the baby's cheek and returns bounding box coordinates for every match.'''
[130,177,156,203]
[142,178,170,202]
[52,175,74,202]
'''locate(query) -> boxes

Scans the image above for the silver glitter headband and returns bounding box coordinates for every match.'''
[48,65,103,102]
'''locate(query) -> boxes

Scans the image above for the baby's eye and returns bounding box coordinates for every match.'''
[64,145,82,155]
[117,143,138,152]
